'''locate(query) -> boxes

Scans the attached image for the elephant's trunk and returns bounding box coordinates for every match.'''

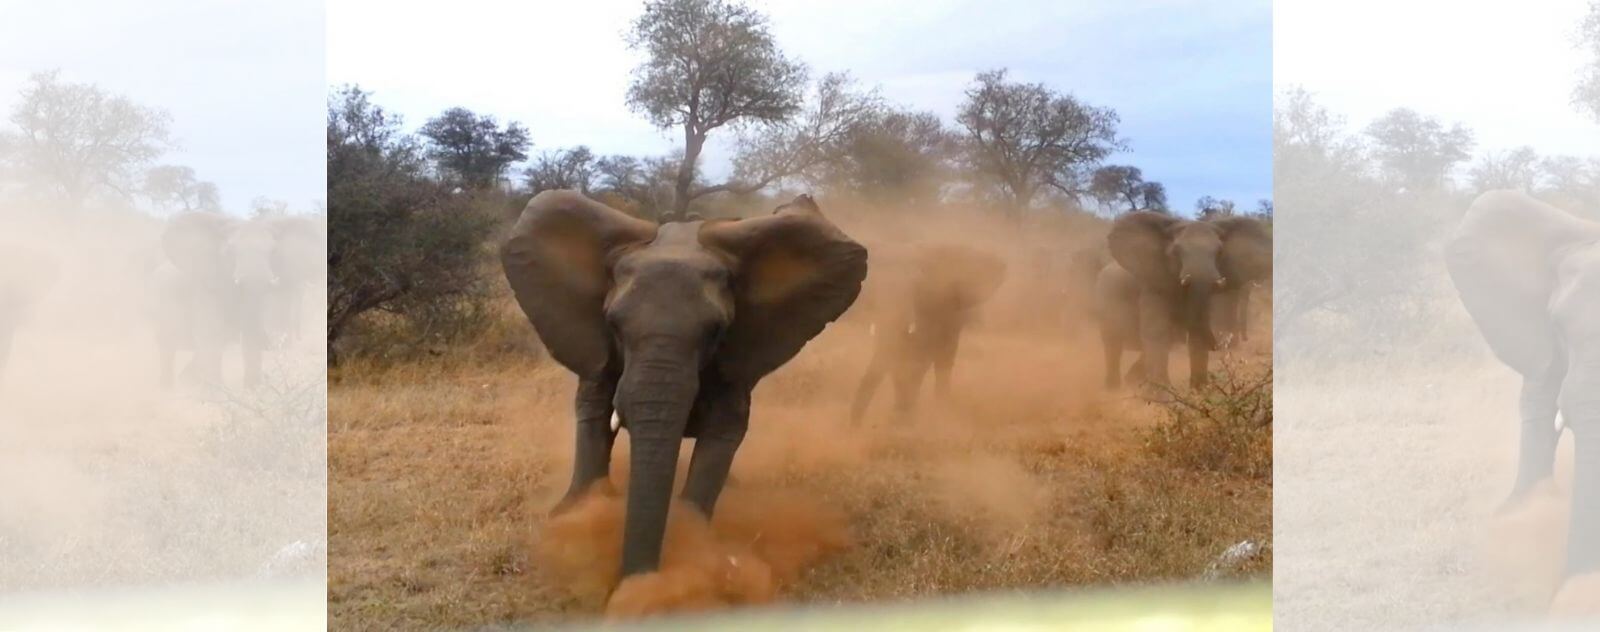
[1184,283,1216,387]
[614,341,700,578]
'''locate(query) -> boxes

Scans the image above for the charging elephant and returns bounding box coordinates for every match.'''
[153,211,317,390]
[1445,189,1600,587]
[261,214,325,347]
[1101,211,1272,389]
[849,244,1006,423]
[0,244,62,383]
[500,191,866,593]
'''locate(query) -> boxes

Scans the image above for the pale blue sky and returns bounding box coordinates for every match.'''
[328,0,1272,214]
[0,0,325,213]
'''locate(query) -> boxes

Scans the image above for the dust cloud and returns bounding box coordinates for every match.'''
[0,205,326,595]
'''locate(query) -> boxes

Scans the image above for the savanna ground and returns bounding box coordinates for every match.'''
[327,202,1272,630]
[1275,333,1582,631]
[0,209,326,597]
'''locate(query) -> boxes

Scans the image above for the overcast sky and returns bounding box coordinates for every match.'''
[1276,0,1600,160]
[0,0,325,213]
[329,0,1271,214]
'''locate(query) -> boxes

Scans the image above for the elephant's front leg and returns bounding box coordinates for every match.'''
[1567,428,1600,579]
[1499,374,1563,513]
[1136,291,1173,387]
[681,387,750,517]
[1187,334,1210,389]
[553,376,619,514]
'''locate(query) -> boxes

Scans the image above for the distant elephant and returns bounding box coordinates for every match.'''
[501,191,866,587]
[849,244,1006,423]
[1445,189,1600,584]
[261,214,325,347]
[0,244,62,383]
[1063,243,1111,337]
[1100,212,1272,389]
[153,211,313,390]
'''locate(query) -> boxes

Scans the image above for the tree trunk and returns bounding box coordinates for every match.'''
[672,128,707,221]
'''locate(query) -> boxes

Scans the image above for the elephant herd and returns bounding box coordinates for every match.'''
[150,211,323,391]
[1,212,321,395]
[498,190,1274,603]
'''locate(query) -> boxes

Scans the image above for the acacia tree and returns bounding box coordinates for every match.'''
[1195,195,1237,219]
[726,73,885,195]
[818,107,955,205]
[1363,107,1475,192]
[418,107,531,190]
[3,71,173,208]
[625,0,807,218]
[956,69,1123,212]
[1088,165,1167,214]
[1468,146,1541,193]
[525,146,597,194]
[143,164,221,214]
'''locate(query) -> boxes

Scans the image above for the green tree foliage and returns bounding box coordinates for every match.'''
[418,107,531,190]
[956,69,1124,212]
[625,0,807,217]
[1089,165,1168,214]
[1363,107,1475,192]
[326,85,496,364]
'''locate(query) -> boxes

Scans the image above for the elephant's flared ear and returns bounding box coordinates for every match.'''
[500,190,657,377]
[1213,216,1272,287]
[1445,190,1600,376]
[701,195,869,386]
[1107,211,1181,291]
[914,244,1008,311]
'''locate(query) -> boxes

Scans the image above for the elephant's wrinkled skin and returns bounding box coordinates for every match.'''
[848,244,1006,423]
[500,190,867,582]
[1098,212,1271,389]
[1445,189,1600,583]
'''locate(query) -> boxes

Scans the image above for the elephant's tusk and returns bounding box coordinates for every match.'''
[610,411,621,432]
[1556,412,1565,433]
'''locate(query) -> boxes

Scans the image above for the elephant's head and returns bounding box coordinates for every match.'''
[502,190,867,388]
[909,244,1007,327]
[266,214,325,288]
[161,211,240,290]
[1108,211,1271,350]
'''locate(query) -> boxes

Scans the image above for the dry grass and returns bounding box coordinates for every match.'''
[1274,348,1576,631]
[327,204,1273,630]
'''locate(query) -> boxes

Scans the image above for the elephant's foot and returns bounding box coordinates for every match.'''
[1493,478,1554,517]
[605,569,722,620]
[1549,572,1600,617]
[549,478,617,518]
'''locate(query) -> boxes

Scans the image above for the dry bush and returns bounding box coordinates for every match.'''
[1142,359,1273,480]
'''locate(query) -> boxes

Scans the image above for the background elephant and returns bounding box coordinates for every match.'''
[153,211,308,390]
[849,243,1006,423]
[500,191,866,592]
[1445,189,1600,586]
[0,244,62,384]
[1101,211,1272,389]
[1063,243,1112,338]
[261,214,325,348]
